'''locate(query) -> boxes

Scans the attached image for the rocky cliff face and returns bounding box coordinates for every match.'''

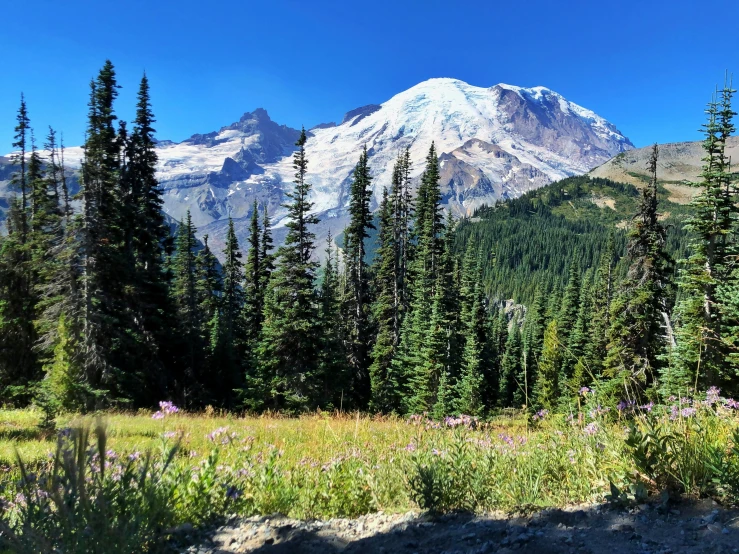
[1,78,633,254]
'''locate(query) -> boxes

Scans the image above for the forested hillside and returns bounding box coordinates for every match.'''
[454,175,693,304]
[1,61,738,420]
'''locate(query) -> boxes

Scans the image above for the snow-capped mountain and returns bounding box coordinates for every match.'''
[1,78,633,253]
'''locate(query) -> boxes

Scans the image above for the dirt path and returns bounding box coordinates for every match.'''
[182,499,739,554]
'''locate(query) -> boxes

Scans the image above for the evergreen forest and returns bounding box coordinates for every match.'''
[2,61,739,418]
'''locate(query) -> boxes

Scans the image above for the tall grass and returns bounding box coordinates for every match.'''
[0,392,737,551]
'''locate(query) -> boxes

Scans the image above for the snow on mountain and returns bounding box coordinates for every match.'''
[1,78,633,254]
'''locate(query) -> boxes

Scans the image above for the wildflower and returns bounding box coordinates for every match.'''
[207,427,229,442]
[431,448,443,456]
[128,451,141,462]
[669,405,679,420]
[706,387,721,406]
[725,398,739,410]
[152,411,164,420]
[639,402,654,412]
[617,401,627,412]
[680,407,697,418]
[162,431,177,439]
[580,387,591,396]
[584,422,598,436]
[533,409,548,421]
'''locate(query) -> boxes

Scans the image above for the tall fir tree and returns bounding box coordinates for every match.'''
[369,188,401,412]
[669,81,737,395]
[258,129,321,411]
[170,211,201,403]
[343,145,375,407]
[318,232,346,409]
[534,320,561,410]
[218,218,246,407]
[604,145,672,401]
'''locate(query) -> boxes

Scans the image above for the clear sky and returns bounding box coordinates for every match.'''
[1,0,737,152]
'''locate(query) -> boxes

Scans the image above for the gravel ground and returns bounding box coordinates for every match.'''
[179,499,739,554]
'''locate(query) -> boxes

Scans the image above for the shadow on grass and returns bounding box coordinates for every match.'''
[0,426,54,442]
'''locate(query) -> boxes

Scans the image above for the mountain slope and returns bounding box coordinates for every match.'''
[2,78,633,253]
[590,136,739,204]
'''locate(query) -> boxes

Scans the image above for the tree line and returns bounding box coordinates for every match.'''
[1,62,737,416]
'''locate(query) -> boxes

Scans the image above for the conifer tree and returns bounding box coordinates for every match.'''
[557,260,581,387]
[318,232,346,409]
[499,319,523,407]
[259,129,321,411]
[535,320,561,410]
[604,145,672,400]
[369,188,400,412]
[260,205,275,291]
[244,200,262,354]
[170,211,200,402]
[343,145,375,407]
[124,74,171,390]
[456,248,487,416]
[11,95,30,241]
[669,81,737,394]
[586,235,616,377]
[194,234,222,402]
[218,218,246,406]
[78,60,128,405]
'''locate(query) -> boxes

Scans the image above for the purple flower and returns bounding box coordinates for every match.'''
[639,402,654,412]
[404,443,417,453]
[584,422,599,436]
[617,401,627,412]
[152,411,164,420]
[207,427,229,442]
[681,407,697,418]
[533,409,548,421]
[725,398,739,410]
[159,401,179,415]
[706,387,721,406]
[580,387,591,396]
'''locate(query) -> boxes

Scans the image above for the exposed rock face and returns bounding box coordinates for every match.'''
[2,78,633,254]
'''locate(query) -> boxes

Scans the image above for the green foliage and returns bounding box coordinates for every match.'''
[0,422,179,554]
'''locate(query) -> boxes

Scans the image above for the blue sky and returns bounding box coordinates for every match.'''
[1,0,737,152]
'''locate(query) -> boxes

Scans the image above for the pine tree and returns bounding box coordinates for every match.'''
[258,129,321,411]
[218,218,246,406]
[535,320,561,410]
[318,232,346,409]
[10,95,30,241]
[244,200,262,354]
[456,248,487,416]
[170,211,200,403]
[557,260,581,388]
[669,81,737,395]
[124,74,172,396]
[78,60,128,405]
[343,145,375,407]
[194,234,222,403]
[603,145,672,400]
[499,318,523,408]
[522,283,547,400]
[586,235,616,377]
[369,188,400,412]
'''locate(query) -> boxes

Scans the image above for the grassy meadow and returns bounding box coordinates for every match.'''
[0,394,738,552]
